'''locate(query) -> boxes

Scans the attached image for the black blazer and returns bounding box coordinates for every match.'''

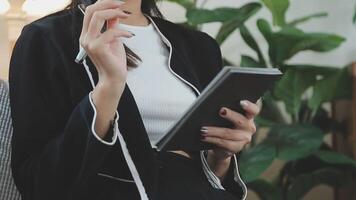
[9,7,245,200]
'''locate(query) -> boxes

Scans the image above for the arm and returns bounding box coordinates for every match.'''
[203,101,260,181]
[9,24,119,200]
[10,2,133,199]
[191,32,257,199]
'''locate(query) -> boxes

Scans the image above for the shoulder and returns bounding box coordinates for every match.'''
[17,9,78,54]
[11,10,77,81]
[12,9,79,72]
[22,9,75,37]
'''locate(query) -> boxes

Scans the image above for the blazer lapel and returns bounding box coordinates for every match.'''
[76,12,204,198]
[150,17,203,96]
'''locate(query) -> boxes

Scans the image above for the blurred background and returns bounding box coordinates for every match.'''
[0,0,356,199]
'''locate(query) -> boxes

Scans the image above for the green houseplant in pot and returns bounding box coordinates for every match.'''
[162,0,356,199]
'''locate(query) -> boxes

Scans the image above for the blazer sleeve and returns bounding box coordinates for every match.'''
[9,23,119,200]
[193,32,247,200]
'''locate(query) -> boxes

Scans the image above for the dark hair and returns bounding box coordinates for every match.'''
[68,0,163,67]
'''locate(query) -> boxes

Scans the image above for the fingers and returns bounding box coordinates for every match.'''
[87,29,133,54]
[201,126,252,152]
[219,107,256,133]
[240,100,261,119]
[87,8,130,39]
[82,0,124,35]
[201,127,250,141]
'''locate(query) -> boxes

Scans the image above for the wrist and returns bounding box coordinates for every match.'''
[207,150,232,180]
[96,77,126,97]
[208,150,232,165]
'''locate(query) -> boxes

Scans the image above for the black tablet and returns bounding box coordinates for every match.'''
[156,66,282,151]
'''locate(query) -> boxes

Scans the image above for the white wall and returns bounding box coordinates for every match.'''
[159,0,356,68]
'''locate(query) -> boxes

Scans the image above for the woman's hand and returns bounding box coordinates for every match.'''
[79,0,134,138]
[80,0,133,87]
[201,100,260,180]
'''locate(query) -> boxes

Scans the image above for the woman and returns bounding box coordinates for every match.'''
[9,0,260,200]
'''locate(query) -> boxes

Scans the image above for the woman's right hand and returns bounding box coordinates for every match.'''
[80,0,133,88]
[79,0,133,138]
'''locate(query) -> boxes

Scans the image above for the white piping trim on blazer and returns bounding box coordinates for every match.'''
[145,15,201,96]
[233,154,248,200]
[98,173,135,183]
[82,60,149,200]
[76,5,149,199]
[146,15,247,200]
[88,91,119,146]
[76,7,247,199]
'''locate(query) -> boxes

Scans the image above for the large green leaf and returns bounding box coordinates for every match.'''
[248,179,283,200]
[286,168,352,200]
[259,92,287,124]
[255,116,278,127]
[239,143,276,183]
[314,150,356,168]
[265,124,324,161]
[257,19,346,65]
[273,69,316,116]
[240,25,267,66]
[240,55,262,68]
[215,3,262,44]
[308,67,352,111]
[186,7,244,25]
[288,12,328,26]
[282,64,340,76]
[257,19,273,41]
[261,0,289,26]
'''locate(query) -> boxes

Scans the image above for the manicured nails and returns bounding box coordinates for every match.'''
[128,31,135,36]
[219,108,227,116]
[201,127,208,133]
[123,10,132,15]
[116,0,126,4]
[240,100,249,108]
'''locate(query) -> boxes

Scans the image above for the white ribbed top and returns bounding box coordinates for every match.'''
[116,22,197,147]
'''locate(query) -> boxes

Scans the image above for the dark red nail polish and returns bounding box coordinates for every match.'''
[220,108,227,116]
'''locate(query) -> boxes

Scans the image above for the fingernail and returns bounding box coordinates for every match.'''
[200,135,208,141]
[240,100,249,108]
[116,0,125,4]
[123,10,132,15]
[219,108,227,116]
[201,127,208,133]
[128,31,135,36]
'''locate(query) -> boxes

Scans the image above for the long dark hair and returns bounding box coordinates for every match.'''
[68,0,163,67]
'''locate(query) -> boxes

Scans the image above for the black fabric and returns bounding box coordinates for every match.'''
[155,152,236,200]
[9,7,244,200]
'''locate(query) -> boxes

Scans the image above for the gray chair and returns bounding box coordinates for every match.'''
[0,79,21,200]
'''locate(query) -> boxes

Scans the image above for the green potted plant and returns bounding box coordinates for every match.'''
[163,0,356,199]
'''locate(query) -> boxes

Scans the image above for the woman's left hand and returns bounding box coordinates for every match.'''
[201,100,261,160]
